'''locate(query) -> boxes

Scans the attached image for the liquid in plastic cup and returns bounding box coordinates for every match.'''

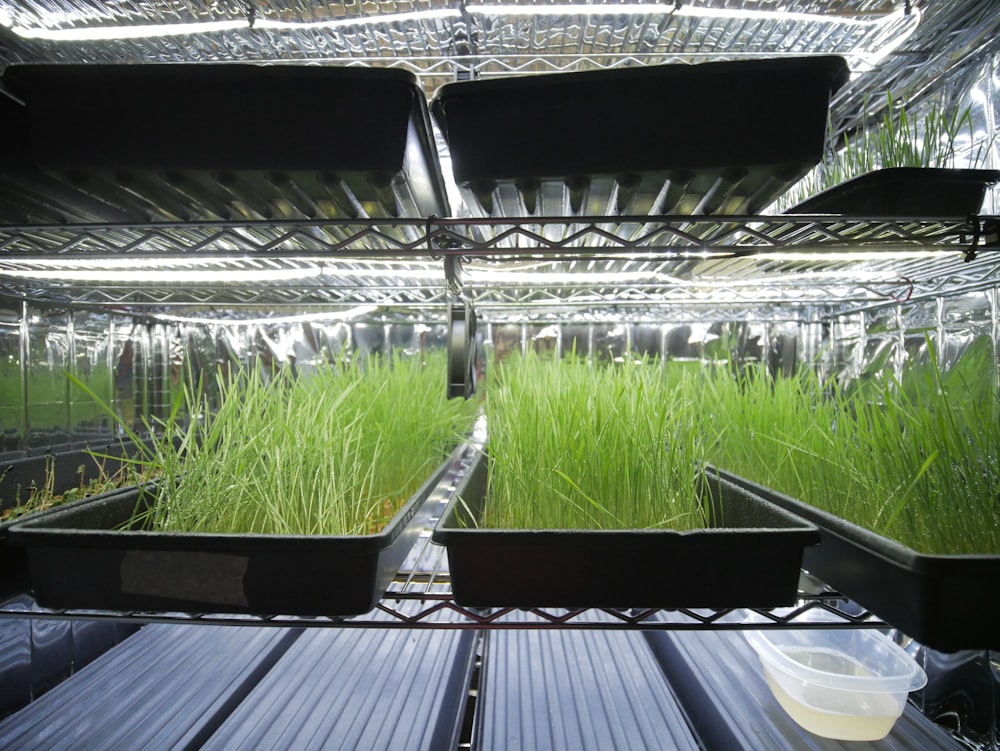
[744,626,927,741]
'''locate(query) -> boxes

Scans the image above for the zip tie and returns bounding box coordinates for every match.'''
[892,278,914,303]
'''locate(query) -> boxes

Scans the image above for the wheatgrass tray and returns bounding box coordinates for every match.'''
[9,458,452,617]
[432,452,820,609]
[709,465,1000,652]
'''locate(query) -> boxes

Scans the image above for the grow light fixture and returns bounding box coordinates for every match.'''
[0,265,325,284]
[467,3,877,25]
[0,268,323,283]
[0,258,446,284]
[465,269,658,284]
[750,248,952,262]
[464,267,912,287]
[0,2,917,54]
[0,8,462,41]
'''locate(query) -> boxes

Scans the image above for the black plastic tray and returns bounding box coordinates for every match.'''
[708,466,1000,652]
[784,167,1000,216]
[0,64,448,222]
[1,440,151,599]
[9,458,452,616]
[432,453,820,609]
[432,56,849,217]
[1,439,147,509]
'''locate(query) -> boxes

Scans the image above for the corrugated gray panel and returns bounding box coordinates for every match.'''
[0,624,300,751]
[0,596,125,719]
[26,615,71,698]
[644,629,965,751]
[69,618,137,673]
[201,627,476,751]
[479,625,699,751]
[0,597,32,717]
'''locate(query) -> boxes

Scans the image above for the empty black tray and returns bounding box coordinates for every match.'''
[0,63,448,223]
[784,167,1000,216]
[432,56,849,217]
[709,466,1000,652]
[9,459,451,616]
[432,452,820,609]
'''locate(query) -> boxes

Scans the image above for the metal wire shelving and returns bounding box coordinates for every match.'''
[0,442,887,631]
[1,215,996,321]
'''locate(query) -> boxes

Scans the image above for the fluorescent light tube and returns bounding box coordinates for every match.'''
[0,258,443,283]
[752,248,946,262]
[153,306,379,326]
[2,8,461,42]
[0,266,323,283]
[1,3,909,43]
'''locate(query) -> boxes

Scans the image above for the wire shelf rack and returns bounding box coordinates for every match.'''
[2,0,988,114]
[0,215,988,256]
[0,442,887,631]
[1,216,996,317]
[0,556,887,631]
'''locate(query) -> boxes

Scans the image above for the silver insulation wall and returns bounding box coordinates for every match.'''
[1,297,992,458]
[935,49,1000,214]
[0,301,170,453]
[0,300,453,456]
[820,49,1000,387]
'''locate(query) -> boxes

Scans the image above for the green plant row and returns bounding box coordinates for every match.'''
[700,344,999,556]
[69,352,479,536]
[0,453,153,523]
[12,342,997,554]
[480,344,998,556]
[482,352,709,531]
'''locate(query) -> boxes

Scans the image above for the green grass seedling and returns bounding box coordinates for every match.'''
[70,352,478,536]
[483,353,708,530]
[702,346,999,555]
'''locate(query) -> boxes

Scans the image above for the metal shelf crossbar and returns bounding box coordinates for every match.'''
[0,215,990,257]
[0,589,885,631]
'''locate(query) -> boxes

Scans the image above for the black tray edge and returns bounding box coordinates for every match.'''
[706,464,1000,568]
[706,464,1000,651]
[431,453,820,609]
[784,167,1000,216]
[8,453,456,616]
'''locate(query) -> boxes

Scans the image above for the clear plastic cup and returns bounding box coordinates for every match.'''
[744,626,927,741]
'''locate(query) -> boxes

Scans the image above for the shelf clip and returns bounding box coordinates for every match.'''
[964,214,981,263]
[444,255,464,297]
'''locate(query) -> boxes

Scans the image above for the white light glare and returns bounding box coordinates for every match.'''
[756,248,945,263]
[0,266,324,283]
[465,269,655,284]
[470,4,876,25]
[4,8,461,41]
[153,306,378,326]
[1,3,910,42]
[0,258,444,283]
